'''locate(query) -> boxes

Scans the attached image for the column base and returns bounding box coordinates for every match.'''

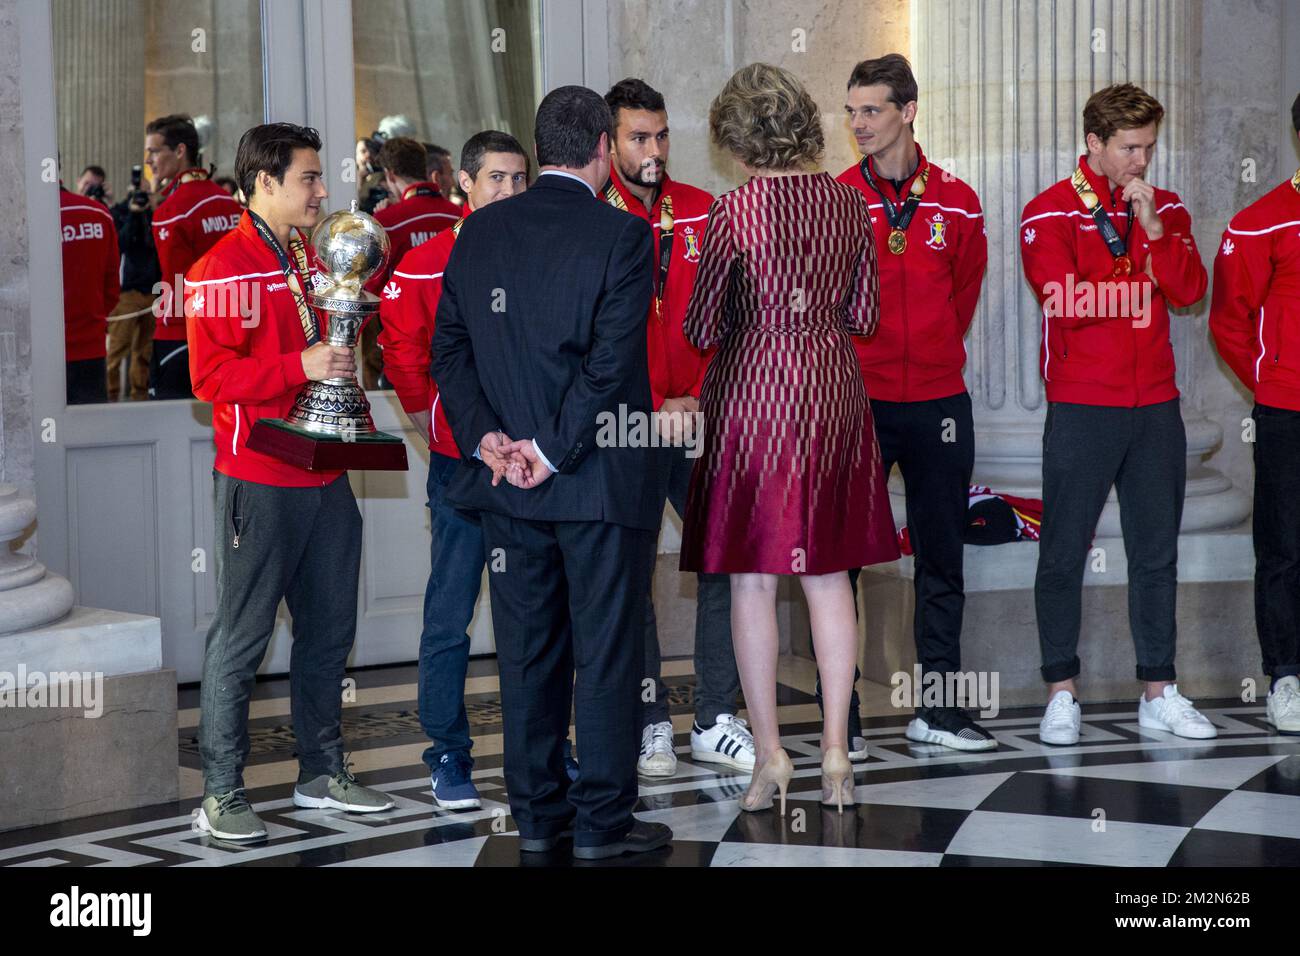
[0,606,176,832]
[855,530,1258,710]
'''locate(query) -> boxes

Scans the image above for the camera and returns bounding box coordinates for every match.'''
[127,165,150,210]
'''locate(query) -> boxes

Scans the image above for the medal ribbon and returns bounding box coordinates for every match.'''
[247,209,320,345]
[160,165,211,198]
[605,178,674,305]
[401,183,440,201]
[1072,165,1130,263]
[656,193,674,303]
[860,156,929,234]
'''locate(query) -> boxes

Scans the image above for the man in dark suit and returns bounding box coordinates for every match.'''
[431,85,671,860]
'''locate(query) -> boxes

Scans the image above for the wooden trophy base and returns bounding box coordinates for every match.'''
[247,419,409,471]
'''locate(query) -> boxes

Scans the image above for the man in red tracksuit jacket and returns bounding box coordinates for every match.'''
[186,122,393,842]
[60,185,120,404]
[836,54,993,753]
[147,114,242,399]
[1210,93,1300,735]
[1021,84,1216,746]
[602,78,751,779]
[377,129,530,810]
[361,136,462,389]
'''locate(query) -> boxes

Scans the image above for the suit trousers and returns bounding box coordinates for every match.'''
[480,511,655,846]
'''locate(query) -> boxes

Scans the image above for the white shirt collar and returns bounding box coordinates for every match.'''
[538,169,597,197]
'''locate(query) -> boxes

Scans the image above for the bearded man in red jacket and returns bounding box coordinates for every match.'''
[1021,84,1216,745]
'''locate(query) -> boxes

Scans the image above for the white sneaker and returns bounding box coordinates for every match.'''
[637,721,677,777]
[1137,684,1218,739]
[1267,676,1300,734]
[848,736,869,761]
[690,713,757,772]
[1039,690,1081,745]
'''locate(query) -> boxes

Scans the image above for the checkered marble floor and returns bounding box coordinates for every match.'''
[5,677,1300,866]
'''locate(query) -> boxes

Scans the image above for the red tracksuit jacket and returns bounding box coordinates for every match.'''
[1209,173,1300,411]
[377,216,463,459]
[60,188,120,361]
[1020,156,1207,407]
[365,182,462,296]
[152,172,243,341]
[604,169,715,409]
[837,144,987,402]
[186,211,340,487]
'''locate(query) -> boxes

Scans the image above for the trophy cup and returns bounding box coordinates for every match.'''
[246,202,409,471]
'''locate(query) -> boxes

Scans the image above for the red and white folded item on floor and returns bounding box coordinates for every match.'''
[896,484,1043,555]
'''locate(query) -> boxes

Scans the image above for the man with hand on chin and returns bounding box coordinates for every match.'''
[1020,84,1214,746]
[187,123,395,842]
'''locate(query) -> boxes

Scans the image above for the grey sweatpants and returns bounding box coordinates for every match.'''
[198,470,362,795]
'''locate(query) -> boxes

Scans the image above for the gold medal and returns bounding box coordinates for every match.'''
[1111,254,1133,277]
[887,229,907,255]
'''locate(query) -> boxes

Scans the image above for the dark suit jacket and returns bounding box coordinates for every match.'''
[431,172,665,531]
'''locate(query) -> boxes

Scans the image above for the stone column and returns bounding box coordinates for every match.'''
[0,486,74,633]
[912,0,1250,533]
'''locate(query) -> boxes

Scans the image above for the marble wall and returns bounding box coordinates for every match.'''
[605,0,910,199]
[53,0,262,198]
[352,0,540,171]
[1191,0,1297,501]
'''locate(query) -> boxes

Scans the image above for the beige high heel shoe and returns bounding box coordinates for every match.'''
[820,747,854,813]
[740,748,794,816]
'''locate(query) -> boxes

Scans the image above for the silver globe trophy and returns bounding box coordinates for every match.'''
[246,202,409,472]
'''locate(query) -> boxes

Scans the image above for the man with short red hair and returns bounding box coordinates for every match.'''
[1021,83,1215,745]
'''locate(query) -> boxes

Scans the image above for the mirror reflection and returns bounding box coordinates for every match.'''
[351,0,541,389]
[54,0,263,404]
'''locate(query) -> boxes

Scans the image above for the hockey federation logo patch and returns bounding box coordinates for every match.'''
[926,212,948,250]
[681,225,701,263]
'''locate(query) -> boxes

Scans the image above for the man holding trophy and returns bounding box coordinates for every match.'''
[186,123,396,841]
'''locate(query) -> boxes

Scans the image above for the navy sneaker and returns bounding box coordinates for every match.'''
[562,738,579,782]
[431,751,481,810]
[906,707,997,752]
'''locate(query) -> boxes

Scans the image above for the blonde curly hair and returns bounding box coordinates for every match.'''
[708,63,825,171]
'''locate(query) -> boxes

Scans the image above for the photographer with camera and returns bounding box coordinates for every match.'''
[356,134,388,215]
[75,165,111,205]
[107,164,160,401]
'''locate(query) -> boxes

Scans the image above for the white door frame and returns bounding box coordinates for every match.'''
[20,0,605,682]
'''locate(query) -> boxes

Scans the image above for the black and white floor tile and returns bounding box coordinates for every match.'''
[5,662,1300,867]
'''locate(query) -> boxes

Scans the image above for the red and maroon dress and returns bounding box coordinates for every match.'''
[679,172,900,575]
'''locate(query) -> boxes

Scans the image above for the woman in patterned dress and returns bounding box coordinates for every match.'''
[679,63,899,814]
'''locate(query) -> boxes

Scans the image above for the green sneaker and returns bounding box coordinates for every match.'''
[293,763,395,813]
[197,789,267,841]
